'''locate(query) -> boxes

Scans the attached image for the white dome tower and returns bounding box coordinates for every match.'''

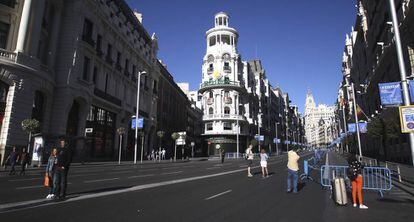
[199,12,247,155]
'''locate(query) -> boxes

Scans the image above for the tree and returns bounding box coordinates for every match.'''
[171,132,179,161]
[156,131,165,161]
[21,119,40,153]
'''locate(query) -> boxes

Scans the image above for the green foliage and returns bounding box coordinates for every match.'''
[21,119,39,133]
[250,139,258,147]
[157,131,165,138]
[171,132,179,140]
[367,117,383,138]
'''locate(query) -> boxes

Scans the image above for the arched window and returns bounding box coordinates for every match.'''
[207,55,214,63]
[209,107,214,115]
[222,53,230,61]
[224,106,230,114]
[209,91,213,98]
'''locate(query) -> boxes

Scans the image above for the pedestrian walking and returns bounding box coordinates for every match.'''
[220,148,225,164]
[45,148,57,199]
[53,138,72,200]
[260,149,269,178]
[347,155,368,209]
[6,146,19,175]
[245,144,254,177]
[19,148,29,176]
[161,148,166,160]
[287,148,300,193]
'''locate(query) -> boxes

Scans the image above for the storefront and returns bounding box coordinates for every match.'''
[85,105,116,160]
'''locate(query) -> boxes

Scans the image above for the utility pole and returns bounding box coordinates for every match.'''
[351,83,363,158]
[388,0,414,166]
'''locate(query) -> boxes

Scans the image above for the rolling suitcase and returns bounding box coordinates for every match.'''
[333,177,348,205]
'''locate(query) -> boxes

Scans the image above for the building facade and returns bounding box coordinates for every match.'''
[304,91,336,147]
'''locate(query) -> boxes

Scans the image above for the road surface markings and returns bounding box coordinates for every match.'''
[160,171,183,175]
[206,167,220,170]
[238,165,247,168]
[0,166,260,212]
[70,173,101,178]
[162,167,179,170]
[16,183,72,190]
[138,169,157,172]
[205,190,232,200]
[128,174,154,179]
[84,178,119,183]
[108,170,134,174]
[9,177,42,182]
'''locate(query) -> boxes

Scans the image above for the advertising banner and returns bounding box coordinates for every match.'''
[347,123,356,133]
[347,123,367,133]
[131,118,144,129]
[378,82,403,106]
[399,105,414,133]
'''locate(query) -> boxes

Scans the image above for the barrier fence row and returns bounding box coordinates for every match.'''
[320,165,392,197]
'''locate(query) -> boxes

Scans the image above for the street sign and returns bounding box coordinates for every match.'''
[273,138,280,143]
[131,118,144,129]
[176,139,185,145]
[255,135,264,141]
[85,128,93,133]
[215,144,221,149]
[378,82,403,106]
[399,105,414,133]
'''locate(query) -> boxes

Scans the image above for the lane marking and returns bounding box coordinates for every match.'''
[206,167,220,170]
[107,171,133,174]
[239,165,247,168]
[70,173,101,178]
[162,167,179,170]
[205,190,232,200]
[84,178,119,183]
[15,183,73,190]
[9,177,42,182]
[139,169,157,172]
[160,171,183,175]
[0,166,261,212]
[128,174,155,179]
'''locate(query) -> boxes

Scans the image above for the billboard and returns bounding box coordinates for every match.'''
[347,122,367,133]
[378,82,403,106]
[131,117,144,129]
[399,105,414,133]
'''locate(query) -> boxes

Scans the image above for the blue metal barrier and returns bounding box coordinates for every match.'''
[320,165,393,197]
[300,151,326,181]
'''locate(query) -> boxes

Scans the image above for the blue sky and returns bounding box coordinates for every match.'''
[127,0,356,112]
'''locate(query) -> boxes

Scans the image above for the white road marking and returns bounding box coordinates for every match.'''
[70,173,101,178]
[0,166,260,212]
[107,171,133,174]
[16,183,72,190]
[239,165,248,168]
[205,190,232,200]
[128,174,155,179]
[162,167,179,170]
[139,169,157,172]
[9,177,42,182]
[160,171,183,175]
[84,178,119,183]
[206,167,220,170]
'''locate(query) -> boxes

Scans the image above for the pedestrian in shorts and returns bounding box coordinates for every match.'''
[245,144,254,177]
[260,149,269,178]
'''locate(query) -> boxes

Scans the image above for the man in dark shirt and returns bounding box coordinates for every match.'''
[19,148,29,175]
[7,146,19,175]
[53,138,72,200]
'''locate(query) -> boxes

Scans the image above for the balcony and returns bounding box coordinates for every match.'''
[0,49,16,63]
[199,78,243,93]
[203,114,246,122]
[94,88,121,106]
[82,35,96,47]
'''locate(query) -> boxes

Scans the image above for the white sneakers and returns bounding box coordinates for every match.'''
[353,204,368,209]
[247,174,253,177]
[46,194,55,199]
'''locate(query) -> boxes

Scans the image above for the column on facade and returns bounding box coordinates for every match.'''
[16,0,34,52]
[47,3,62,69]
[28,0,46,56]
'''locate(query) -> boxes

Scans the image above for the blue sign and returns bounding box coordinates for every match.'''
[255,135,264,141]
[378,82,403,106]
[347,122,367,134]
[273,138,281,144]
[409,80,414,103]
[131,118,144,129]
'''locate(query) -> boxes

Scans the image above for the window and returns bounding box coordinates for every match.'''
[209,107,214,115]
[222,35,230,45]
[224,91,229,97]
[96,34,102,52]
[124,59,129,74]
[206,123,213,131]
[104,74,108,92]
[93,66,98,84]
[209,36,216,46]
[224,122,232,130]
[224,106,230,114]
[208,63,213,72]
[82,19,94,46]
[106,44,112,63]
[219,17,223,26]
[0,22,9,49]
[153,80,158,94]
[224,62,230,71]
[116,51,121,64]
[209,91,213,98]
[0,0,16,7]
[82,57,90,81]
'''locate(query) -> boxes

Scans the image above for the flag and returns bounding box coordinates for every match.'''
[356,104,369,120]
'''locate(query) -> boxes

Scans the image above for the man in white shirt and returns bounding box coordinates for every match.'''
[161,148,166,160]
[287,148,300,193]
[245,144,254,177]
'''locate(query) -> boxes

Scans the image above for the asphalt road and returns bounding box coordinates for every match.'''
[0,152,413,222]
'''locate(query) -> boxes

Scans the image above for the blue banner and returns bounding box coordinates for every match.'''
[348,123,356,133]
[347,122,367,133]
[409,80,414,103]
[378,82,402,106]
[131,118,144,129]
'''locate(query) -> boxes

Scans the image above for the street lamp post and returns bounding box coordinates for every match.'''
[275,122,279,155]
[134,71,146,164]
[117,127,126,165]
[351,82,363,158]
[388,0,414,166]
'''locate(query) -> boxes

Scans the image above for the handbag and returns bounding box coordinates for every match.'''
[43,174,49,187]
